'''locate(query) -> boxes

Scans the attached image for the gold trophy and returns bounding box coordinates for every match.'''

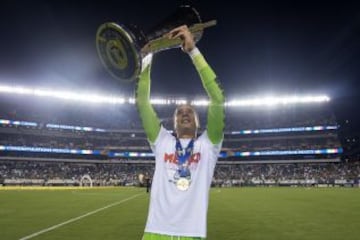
[96,5,216,82]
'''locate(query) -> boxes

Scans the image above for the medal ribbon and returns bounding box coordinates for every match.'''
[175,138,194,177]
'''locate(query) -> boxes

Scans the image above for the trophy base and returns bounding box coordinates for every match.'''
[96,23,142,82]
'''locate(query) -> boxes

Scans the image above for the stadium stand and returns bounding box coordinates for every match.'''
[1,95,359,187]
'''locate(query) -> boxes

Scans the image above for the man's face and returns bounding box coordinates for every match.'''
[175,105,197,136]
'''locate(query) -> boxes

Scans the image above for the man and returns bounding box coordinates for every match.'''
[145,173,151,193]
[136,25,225,240]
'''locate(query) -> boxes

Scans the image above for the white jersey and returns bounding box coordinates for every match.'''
[144,126,222,238]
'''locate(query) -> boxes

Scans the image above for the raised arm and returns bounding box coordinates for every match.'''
[168,25,225,144]
[136,55,161,143]
[192,49,225,144]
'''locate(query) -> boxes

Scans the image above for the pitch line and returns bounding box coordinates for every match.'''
[19,193,143,240]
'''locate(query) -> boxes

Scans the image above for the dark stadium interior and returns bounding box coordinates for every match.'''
[0,1,359,186]
[1,3,360,240]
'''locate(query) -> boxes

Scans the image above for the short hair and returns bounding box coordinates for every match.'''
[173,104,200,130]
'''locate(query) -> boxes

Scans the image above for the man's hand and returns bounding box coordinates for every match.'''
[166,25,195,53]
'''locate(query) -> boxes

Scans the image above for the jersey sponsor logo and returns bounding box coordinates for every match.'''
[164,152,200,165]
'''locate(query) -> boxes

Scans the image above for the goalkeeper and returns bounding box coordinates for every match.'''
[136,25,225,240]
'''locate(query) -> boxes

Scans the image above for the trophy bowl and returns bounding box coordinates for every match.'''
[96,5,216,82]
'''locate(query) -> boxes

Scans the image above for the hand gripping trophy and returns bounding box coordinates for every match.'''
[96,5,216,82]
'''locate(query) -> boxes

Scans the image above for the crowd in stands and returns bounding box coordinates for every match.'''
[0,160,359,187]
[1,95,355,187]
[222,136,341,151]
[0,131,341,153]
[213,161,360,186]
[0,161,153,186]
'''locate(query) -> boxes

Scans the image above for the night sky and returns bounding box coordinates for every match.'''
[0,0,359,125]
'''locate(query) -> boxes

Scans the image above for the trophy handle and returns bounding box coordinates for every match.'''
[141,20,217,56]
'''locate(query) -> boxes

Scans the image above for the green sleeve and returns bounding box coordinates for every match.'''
[136,64,161,143]
[192,53,225,144]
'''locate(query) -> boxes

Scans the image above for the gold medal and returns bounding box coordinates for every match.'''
[176,178,190,191]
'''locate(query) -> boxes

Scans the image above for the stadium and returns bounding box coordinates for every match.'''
[0,92,351,187]
[1,87,359,239]
[1,1,360,240]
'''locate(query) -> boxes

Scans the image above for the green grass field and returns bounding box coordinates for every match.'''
[0,187,359,240]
